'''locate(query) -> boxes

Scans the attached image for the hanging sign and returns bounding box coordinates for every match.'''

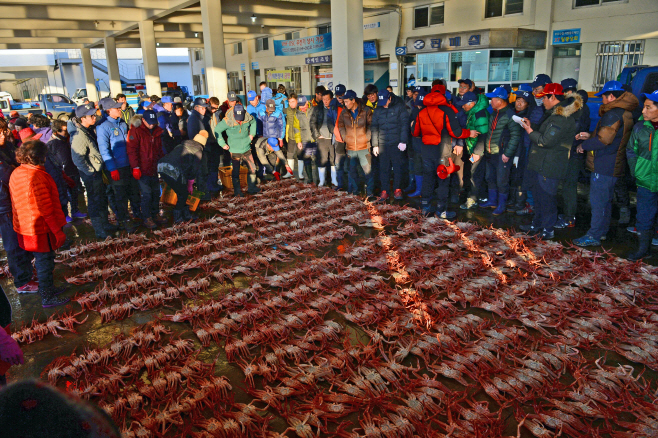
[266,70,292,81]
[552,28,580,45]
[274,34,332,56]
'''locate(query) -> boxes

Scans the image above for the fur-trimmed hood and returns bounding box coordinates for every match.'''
[553,93,583,118]
[130,114,142,128]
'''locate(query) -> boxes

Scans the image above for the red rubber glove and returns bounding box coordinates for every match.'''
[62,173,76,188]
[187,180,195,195]
[110,170,120,181]
[132,168,142,180]
[54,230,66,248]
[0,328,24,365]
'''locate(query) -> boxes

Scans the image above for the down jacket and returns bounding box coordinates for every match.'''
[412,91,470,158]
[71,125,104,177]
[464,94,490,154]
[371,95,409,149]
[285,106,315,144]
[0,141,19,215]
[127,116,166,177]
[337,101,372,152]
[97,116,130,172]
[9,164,67,252]
[258,111,284,139]
[582,91,638,178]
[485,104,522,157]
[627,117,658,193]
[527,94,583,180]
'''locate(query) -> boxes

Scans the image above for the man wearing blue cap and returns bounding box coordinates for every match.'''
[531,74,552,106]
[453,79,474,107]
[156,96,178,153]
[371,89,409,201]
[479,86,521,215]
[626,90,658,259]
[573,80,639,247]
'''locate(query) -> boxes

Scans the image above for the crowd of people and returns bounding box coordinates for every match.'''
[0,74,657,311]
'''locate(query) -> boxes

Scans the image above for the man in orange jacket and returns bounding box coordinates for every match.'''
[413,84,479,218]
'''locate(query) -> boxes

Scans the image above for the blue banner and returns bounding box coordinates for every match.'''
[274,33,332,56]
[553,28,580,45]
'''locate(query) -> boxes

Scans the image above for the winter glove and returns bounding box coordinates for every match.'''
[110,170,120,181]
[0,328,24,365]
[372,147,379,157]
[187,180,195,195]
[62,173,76,188]
[54,229,67,249]
[398,143,406,152]
[132,168,142,180]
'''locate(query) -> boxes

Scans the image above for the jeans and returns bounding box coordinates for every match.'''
[587,172,617,240]
[79,172,108,219]
[562,152,584,219]
[0,213,32,289]
[138,176,160,220]
[636,186,658,232]
[231,151,257,177]
[347,149,374,196]
[410,137,424,175]
[162,175,188,211]
[379,144,404,192]
[316,138,334,168]
[466,156,484,202]
[33,250,55,289]
[531,172,560,232]
[335,142,348,190]
[109,166,141,222]
[421,144,450,208]
[485,152,512,195]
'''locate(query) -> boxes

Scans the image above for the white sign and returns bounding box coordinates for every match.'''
[364,22,380,30]
[390,79,398,87]
[390,62,398,71]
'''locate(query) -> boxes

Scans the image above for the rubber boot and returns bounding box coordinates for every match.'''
[119,220,137,234]
[408,175,422,198]
[508,191,526,212]
[232,176,244,197]
[318,167,326,186]
[330,166,338,186]
[298,161,305,180]
[421,200,434,217]
[182,209,198,221]
[283,159,295,178]
[99,216,119,232]
[493,193,508,216]
[247,174,261,194]
[172,210,185,224]
[90,217,110,239]
[628,231,652,261]
[41,286,70,308]
[479,189,498,208]
[403,174,416,194]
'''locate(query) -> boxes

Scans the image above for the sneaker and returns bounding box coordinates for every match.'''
[437,210,457,220]
[627,226,638,234]
[272,171,281,181]
[72,211,87,219]
[378,191,389,202]
[554,216,575,229]
[460,198,477,210]
[393,189,403,200]
[52,285,67,296]
[17,280,39,294]
[143,218,158,229]
[516,203,534,216]
[366,194,378,202]
[573,235,601,247]
[154,215,168,225]
[539,229,555,240]
[65,215,72,223]
[519,224,540,236]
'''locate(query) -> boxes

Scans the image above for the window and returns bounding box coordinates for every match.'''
[318,25,331,35]
[285,66,302,96]
[233,42,242,55]
[256,37,269,52]
[489,50,513,82]
[485,0,523,18]
[229,71,243,93]
[512,50,535,81]
[594,40,644,91]
[414,3,444,28]
[49,95,72,104]
[575,0,625,7]
[194,49,203,61]
[416,52,450,83]
[450,50,489,82]
[284,31,300,41]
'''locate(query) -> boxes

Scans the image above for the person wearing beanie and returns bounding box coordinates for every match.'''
[157,130,208,223]
[285,94,317,184]
[214,105,259,197]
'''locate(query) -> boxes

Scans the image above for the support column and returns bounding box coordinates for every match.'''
[104,36,122,98]
[80,47,99,102]
[331,0,364,93]
[200,0,228,99]
[139,20,161,96]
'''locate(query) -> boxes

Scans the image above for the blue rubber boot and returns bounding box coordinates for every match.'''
[403,174,415,194]
[492,193,508,216]
[479,189,498,208]
[408,175,423,198]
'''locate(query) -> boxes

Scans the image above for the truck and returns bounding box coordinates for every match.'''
[0,91,43,118]
[38,93,77,120]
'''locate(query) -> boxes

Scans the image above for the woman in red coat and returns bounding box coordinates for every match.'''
[9,140,69,308]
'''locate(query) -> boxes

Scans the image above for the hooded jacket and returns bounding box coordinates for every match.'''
[412,91,470,158]
[214,109,256,154]
[127,116,166,177]
[371,95,409,149]
[188,109,217,148]
[337,100,372,152]
[158,139,206,184]
[485,103,522,157]
[71,125,104,176]
[47,133,79,179]
[97,115,130,172]
[258,110,284,139]
[464,94,490,154]
[0,140,19,215]
[247,101,265,136]
[285,106,315,144]
[582,91,639,178]
[627,117,658,193]
[527,94,583,180]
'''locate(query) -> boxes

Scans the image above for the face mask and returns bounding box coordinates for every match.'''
[535,97,543,106]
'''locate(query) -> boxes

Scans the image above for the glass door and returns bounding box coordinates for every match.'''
[448,50,489,96]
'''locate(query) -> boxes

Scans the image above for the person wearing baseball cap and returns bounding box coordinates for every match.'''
[253,96,290,182]
[187,96,224,196]
[156,96,178,153]
[570,80,639,247]
[454,79,474,107]
[507,84,536,213]
[517,82,584,240]
[127,110,166,228]
[214,104,259,197]
[405,89,427,198]
[531,74,552,101]
[626,90,658,259]
[285,94,316,183]
[371,89,409,201]
[478,86,521,215]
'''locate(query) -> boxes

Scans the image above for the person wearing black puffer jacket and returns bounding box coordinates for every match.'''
[371,90,409,202]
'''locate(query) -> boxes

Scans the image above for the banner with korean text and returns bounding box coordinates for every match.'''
[274,34,332,56]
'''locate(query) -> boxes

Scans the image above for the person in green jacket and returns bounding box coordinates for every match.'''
[458,92,489,210]
[285,95,317,184]
[214,104,258,197]
[626,90,658,260]
[479,87,522,215]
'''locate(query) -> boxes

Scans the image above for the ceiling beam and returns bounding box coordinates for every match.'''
[0,19,129,31]
[5,0,173,8]
[0,37,99,44]
[0,5,163,21]
[159,13,314,27]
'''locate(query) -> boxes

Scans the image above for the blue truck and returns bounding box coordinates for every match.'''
[38,93,77,121]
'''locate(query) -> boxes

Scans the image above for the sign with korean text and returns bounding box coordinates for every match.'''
[364,22,380,30]
[240,63,245,71]
[406,29,546,53]
[552,29,580,45]
[274,34,332,56]
[266,70,292,81]
[305,55,332,65]
[251,62,259,70]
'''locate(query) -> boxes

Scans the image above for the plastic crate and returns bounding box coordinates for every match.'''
[218,166,248,190]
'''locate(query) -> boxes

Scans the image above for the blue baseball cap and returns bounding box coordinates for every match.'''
[414,91,426,106]
[377,90,391,104]
[297,95,308,105]
[514,88,532,102]
[141,100,151,108]
[334,84,346,97]
[642,90,658,103]
[517,83,533,92]
[561,78,578,91]
[161,96,173,103]
[343,90,357,100]
[227,91,238,102]
[485,86,509,100]
[193,97,209,108]
[458,79,474,87]
[142,110,158,125]
[460,92,478,105]
[531,74,552,88]
[267,137,280,151]
[234,104,245,121]
[75,103,96,118]
[595,80,624,97]
[413,86,423,93]
[99,97,122,109]
[247,91,257,101]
